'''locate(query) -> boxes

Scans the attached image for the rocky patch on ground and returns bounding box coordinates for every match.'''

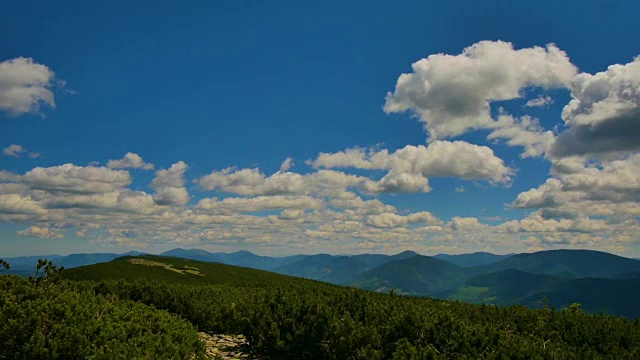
[127,258,204,276]
[198,332,259,359]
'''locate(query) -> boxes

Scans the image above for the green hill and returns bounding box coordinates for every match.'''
[317,256,370,283]
[6,255,640,359]
[272,250,422,283]
[61,254,299,285]
[437,269,565,305]
[522,277,640,318]
[438,269,640,318]
[350,255,470,295]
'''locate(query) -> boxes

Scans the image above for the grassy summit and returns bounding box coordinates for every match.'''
[62,254,298,285]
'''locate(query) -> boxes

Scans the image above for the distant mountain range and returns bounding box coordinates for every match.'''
[160,248,305,270]
[271,250,420,283]
[3,248,640,318]
[474,249,640,278]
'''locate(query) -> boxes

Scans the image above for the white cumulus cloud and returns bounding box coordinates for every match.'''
[366,211,442,228]
[197,167,377,198]
[525,95,554,108]
[3,144,26,157]
[384,40,577,140]
[23,164,131,194]
[107,152,155,170]
[17,225,63,239]
[0,57,58,116]
[311,140,513,192]
[3,144,41,158]
[488,114,555,158]
[195,195,323,214]
[151,161,190,206]
[513,154,640,218]
[553,57,640,157]
[278,157,294,172]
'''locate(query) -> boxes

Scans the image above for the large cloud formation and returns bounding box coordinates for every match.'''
[513,155,640,218]
[22,164,131,194]
[2,41,639,256]
[0,155,636,255]
[197,167,378,197]
[508,57,640,223]
[311,140,513,192]
[384,41,577,140]
[552,58,640,157]
[381,40,640,254]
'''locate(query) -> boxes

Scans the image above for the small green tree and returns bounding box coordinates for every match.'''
[0,259,10,272]
[29,259,65,288]
[563,303,583,315]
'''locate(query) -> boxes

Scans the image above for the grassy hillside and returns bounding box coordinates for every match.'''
[12,249,640,323]
[467,269,563,300]
[62,254,300,285]
[6,255,640,359]
[437,270,563,304]
[35,257,640,358]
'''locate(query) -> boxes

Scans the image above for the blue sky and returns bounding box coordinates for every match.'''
[1,0,639,257]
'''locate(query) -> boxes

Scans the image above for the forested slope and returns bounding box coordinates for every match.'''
[3,256,639,359]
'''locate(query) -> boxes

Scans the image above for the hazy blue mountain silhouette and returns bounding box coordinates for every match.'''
[475,249,640,278]
[434,252,512,267]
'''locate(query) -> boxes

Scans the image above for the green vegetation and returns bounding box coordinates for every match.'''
[3,256,640,359]
[433,252,512,267]
[440,269,640,318]
[350,255,471,295]
[441,286,490,303]
[7,249,639,318]
[0,259,204,359]
[61,254,299,285]
[0,259,9,272]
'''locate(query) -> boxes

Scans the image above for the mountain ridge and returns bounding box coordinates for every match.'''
[6,248,640,318]
[475,249,640,278]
